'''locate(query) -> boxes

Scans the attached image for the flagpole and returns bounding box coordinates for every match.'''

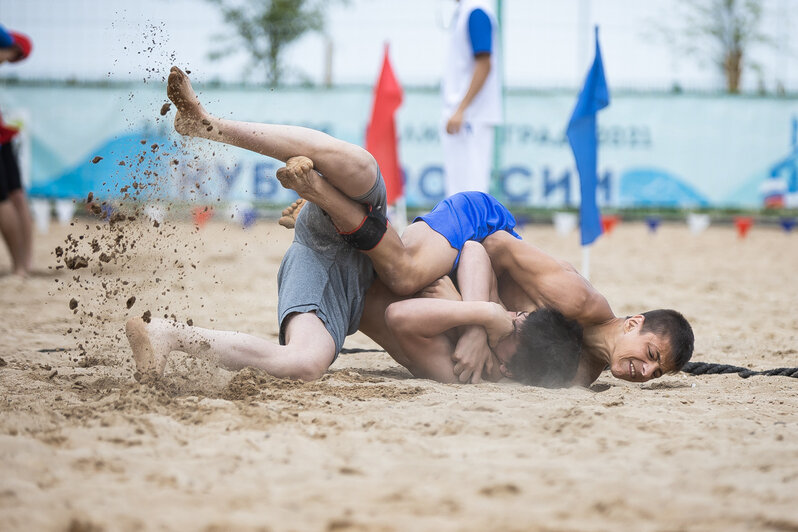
[492,0,506,198]
[582,245,591,281]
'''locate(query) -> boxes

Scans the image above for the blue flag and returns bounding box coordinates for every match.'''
[567,26,610,246]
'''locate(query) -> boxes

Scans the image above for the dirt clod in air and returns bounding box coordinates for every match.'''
[126,296,136,309]
[108,212,126,225]
[160,102,172,116]
[91,156,103,164]
[69,298,79,310]
[142,310,152,324]
[65,256,89,270]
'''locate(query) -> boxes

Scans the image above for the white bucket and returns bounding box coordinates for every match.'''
[687,213,710,234]
[30,198,51,235]
[553,212,577,236]
[54,199,76,226]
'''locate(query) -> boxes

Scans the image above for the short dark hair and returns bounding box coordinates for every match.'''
[507,307,583,388]
[640,309,694,372]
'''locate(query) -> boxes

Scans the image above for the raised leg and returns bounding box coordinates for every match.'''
[167,66,377,199]
[168,66,458,296]
[125,313,336,382]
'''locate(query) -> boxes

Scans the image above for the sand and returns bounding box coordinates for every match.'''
[1,216,797,532]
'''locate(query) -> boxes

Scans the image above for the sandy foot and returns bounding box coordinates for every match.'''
[167,66,212,138]
[125,317,171,382]
[278,199,306,229]
[275,156,326,203]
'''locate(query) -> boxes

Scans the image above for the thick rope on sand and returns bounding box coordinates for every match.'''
[681,362,798,379]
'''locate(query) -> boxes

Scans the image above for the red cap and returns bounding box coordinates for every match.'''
[9,31,32,62]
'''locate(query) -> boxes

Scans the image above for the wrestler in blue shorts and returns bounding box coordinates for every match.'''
[414,191,521,273]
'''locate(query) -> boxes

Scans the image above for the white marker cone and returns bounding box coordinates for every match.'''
[144,204,165,225]
[553,212,577,236]
[687,213,710,235]
[30,198,51,235]
[54,199,76,226]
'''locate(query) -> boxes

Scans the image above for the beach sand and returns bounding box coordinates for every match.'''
[1,215,797,531]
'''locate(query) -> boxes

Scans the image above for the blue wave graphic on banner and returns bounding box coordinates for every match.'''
[30,132,172,199]
[619,168,708,207]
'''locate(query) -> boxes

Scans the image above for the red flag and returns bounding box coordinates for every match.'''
[365,44,403,204]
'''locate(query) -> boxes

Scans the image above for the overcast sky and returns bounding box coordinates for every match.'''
[1,0,797,92]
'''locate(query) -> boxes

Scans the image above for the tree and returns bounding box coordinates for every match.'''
[206,0,343,87]
[658,0,772,93]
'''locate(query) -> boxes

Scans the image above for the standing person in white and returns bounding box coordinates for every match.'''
[441,0,503,196]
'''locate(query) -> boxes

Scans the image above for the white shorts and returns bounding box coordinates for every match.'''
[441,122,496,196]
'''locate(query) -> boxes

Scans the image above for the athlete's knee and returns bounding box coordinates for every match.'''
[295,361,328,381]
[353,150,379,180]
[287,348,334,381]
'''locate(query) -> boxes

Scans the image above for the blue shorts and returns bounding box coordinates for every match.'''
[413,192,521,272]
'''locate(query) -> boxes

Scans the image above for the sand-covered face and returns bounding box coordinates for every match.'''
[610,316,672,382]
[491,311,529,377]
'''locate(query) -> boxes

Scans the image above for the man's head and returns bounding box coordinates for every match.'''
[501,307,583,388]
[0,31,32,64]
[609,309,694,382]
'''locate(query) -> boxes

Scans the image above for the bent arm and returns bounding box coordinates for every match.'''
[482,231,614,324]
[386,299,502,339]
[384,298,510,383]
[447,55,492,134]
[451,241,500,382]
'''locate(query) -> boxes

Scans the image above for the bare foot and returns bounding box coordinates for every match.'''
[278,198,306,229]
[275,156,326,201]
[167,66,213,138]
[125,317,173,382]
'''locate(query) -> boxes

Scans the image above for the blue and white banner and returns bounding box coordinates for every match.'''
[2,84,797,208]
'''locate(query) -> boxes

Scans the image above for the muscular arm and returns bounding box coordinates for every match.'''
[450,241,500,383]
[482,231,615,325]
[384,298,510,383]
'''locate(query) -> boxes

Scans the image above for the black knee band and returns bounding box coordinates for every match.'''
[339,205,387,251]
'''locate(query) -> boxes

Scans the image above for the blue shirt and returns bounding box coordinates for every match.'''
[468,8,493,56]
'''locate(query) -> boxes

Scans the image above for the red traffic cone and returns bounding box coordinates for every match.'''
[601,214,620,235]
[734,216,753,239]
[192,206,214,228]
